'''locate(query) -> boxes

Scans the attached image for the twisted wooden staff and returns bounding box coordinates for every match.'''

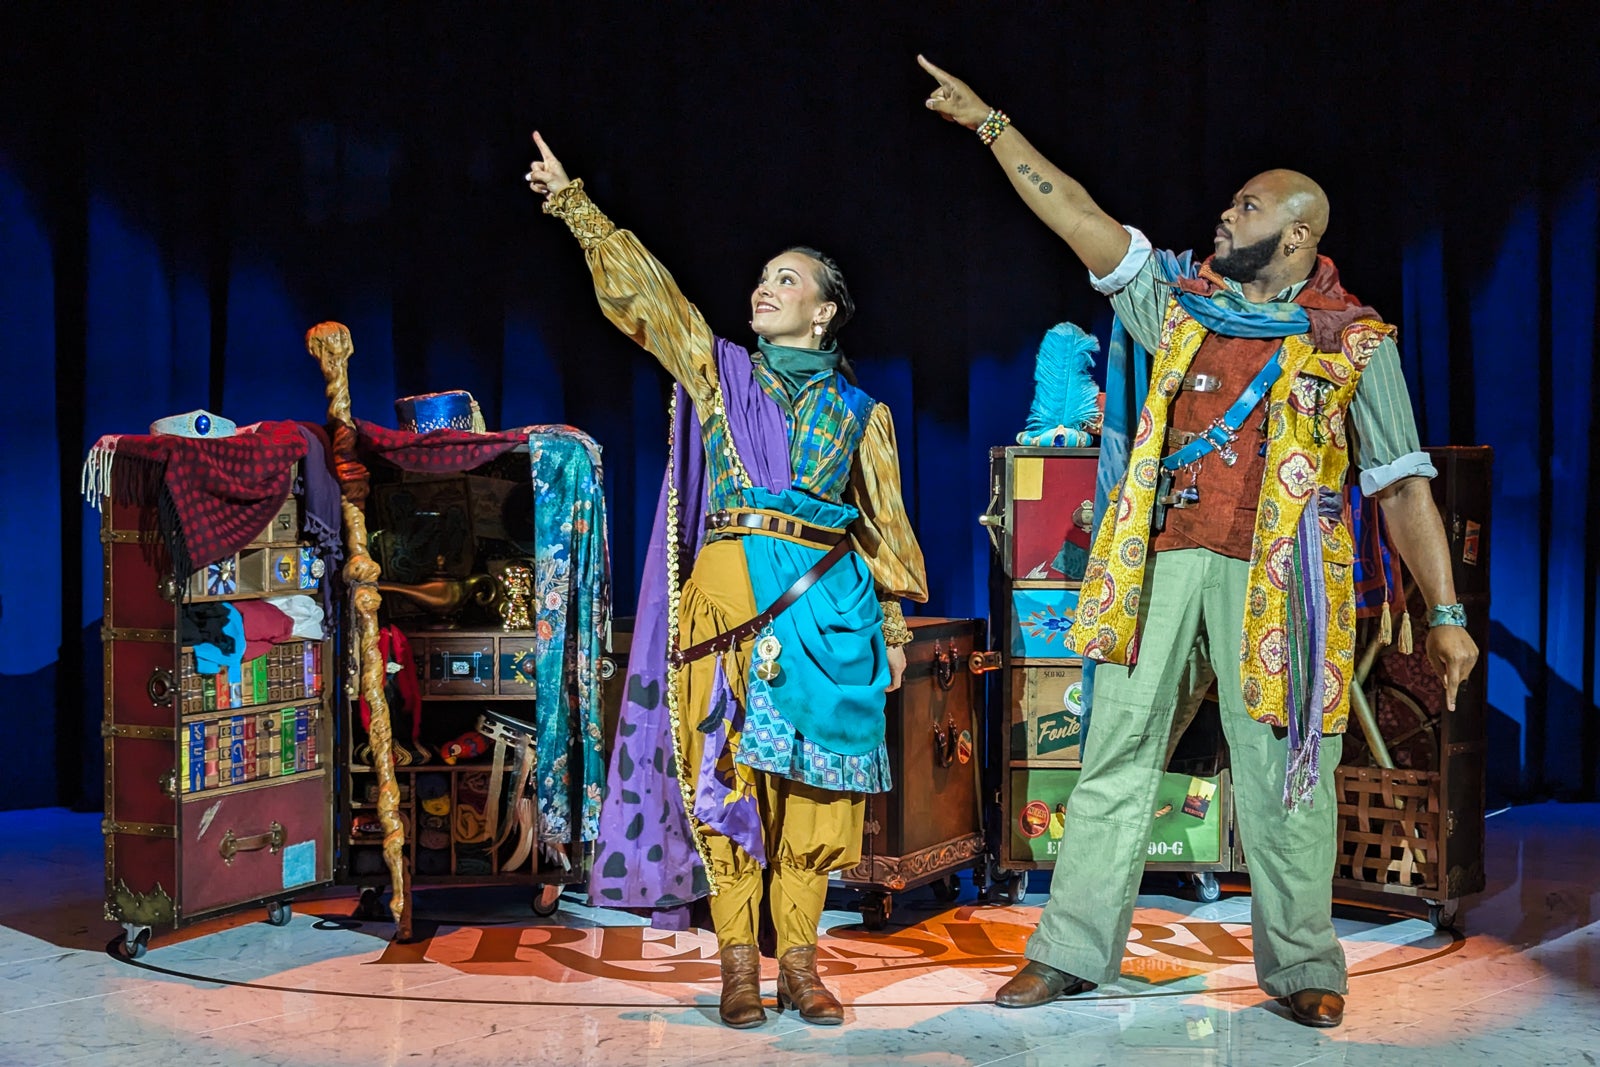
[306,321,412,941]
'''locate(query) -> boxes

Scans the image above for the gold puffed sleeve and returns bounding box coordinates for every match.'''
[544,179,719,416]
[846,402,929,646]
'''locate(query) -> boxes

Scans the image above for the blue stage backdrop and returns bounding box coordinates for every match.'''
[1,3,1594,811]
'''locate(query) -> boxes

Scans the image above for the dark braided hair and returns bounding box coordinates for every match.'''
[781,245,858,383]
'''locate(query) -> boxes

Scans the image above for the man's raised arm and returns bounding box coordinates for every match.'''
[919,55,1131,278]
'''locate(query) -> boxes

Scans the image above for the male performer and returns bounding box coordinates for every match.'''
[920,56,1478,1028]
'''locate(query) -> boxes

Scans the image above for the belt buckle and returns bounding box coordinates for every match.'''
[1188,373,1222,393]
[1206,417,1239,466]
[708,510,732,529]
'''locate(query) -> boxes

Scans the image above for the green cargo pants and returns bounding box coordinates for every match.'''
[1024,548,1346,997]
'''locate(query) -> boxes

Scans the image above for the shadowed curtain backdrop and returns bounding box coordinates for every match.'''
[1,1,1594,811]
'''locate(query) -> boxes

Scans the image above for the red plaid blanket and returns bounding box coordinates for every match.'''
[107,421,308,578]
[355,419,592,473]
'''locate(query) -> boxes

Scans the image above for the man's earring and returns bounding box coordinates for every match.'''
[1285,242,1300,255]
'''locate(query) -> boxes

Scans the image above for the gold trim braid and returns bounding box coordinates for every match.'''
[542,179,617,250]
[880,599,913,647]
[663,389,718,893]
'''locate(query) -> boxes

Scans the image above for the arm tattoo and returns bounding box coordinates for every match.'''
[1039,181,1054,194]
[1016,163,1032,175]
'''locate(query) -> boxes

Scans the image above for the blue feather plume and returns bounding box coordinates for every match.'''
[1017,322,1101,447]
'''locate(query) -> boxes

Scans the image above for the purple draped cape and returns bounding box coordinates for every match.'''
[586,339,792,925]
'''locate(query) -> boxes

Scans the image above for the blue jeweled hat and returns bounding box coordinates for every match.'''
[395,391,483,434]
[149,409,238,438]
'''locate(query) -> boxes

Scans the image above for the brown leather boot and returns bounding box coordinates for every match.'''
[1278,989,1345,1028]
[776,945,844,1025]
[718,944,767,1029]
[995,960,1097,1008]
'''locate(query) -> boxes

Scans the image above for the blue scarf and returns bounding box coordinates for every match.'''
[1150,250,1313,338]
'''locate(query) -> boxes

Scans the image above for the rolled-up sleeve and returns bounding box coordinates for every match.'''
[1349,335,1437,495]
[1088,227,1168,354]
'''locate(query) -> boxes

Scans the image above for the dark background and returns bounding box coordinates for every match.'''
[1,1,1595,813]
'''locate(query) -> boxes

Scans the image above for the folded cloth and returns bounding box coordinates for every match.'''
[180,603,236,654]
[193,604,245,682]
[234,599,295,661]
[264,595,325,640]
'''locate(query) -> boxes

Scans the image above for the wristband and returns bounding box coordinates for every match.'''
[977,108,1011,146]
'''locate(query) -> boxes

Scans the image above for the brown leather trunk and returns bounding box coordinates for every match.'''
[836,617,987,918]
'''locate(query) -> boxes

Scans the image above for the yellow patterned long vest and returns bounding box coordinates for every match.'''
[1066,298,1396,734]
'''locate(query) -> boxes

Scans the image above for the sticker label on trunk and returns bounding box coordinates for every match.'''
[283,840,316,888]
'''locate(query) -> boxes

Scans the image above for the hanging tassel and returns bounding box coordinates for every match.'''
[1379,602,1393,646]
[80,435,121,511]
[1398,610,1414,656]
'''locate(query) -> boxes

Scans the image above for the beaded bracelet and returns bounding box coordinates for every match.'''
[1427,603,1468,628]
[977,108,1011,146]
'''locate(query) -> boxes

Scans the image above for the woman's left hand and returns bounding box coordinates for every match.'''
[525,131,571,198]
[886,645,907,692]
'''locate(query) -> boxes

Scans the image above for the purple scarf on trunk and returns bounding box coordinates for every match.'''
[587,339,792,924]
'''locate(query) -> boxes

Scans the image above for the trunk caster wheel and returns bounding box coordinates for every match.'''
[860,891,893,930]
[1191,872,1221,904]
[531,884,562,917]
[265,900,293,926]
[354,887,391,921]
[1001,872,1028,906]
[930,874,960,903]
[118,924,151,960]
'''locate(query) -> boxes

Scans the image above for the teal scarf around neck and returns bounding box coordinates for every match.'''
[756,338,841,399]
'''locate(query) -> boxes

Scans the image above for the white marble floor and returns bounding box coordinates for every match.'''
[0,804,1596,1066]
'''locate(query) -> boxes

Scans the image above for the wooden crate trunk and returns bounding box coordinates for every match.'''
[985,445,1236,884]
[836,617,987,892]
[101,475,335,943]
[1333,446,1492,909]
[337,449,599,894]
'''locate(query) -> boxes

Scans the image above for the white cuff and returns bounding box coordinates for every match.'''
[1088,226,1153,295]
[1359,451,1438,496]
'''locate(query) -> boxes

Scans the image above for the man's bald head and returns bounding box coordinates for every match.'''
[1247,169,1331,241]
[1213,169,1332,288]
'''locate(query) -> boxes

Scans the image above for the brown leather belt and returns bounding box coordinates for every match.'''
[669,538,852,668]
[706,508,844,549]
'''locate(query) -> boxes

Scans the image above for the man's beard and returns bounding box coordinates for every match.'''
[1213,231,1281,283]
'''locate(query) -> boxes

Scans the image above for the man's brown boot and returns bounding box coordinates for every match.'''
[994,960,1097,1008]
[1278,989,1344,1028]
[718,944,767,1029]
[775,945,844,1025]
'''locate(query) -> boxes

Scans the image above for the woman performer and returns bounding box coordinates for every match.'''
[526,132,927,1029]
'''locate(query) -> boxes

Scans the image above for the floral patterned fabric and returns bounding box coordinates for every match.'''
[738,669,892,792]
[1068,308,1388,736]
[525,428,610,854]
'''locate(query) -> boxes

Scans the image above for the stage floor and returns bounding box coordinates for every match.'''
[0,804,1595,1066]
